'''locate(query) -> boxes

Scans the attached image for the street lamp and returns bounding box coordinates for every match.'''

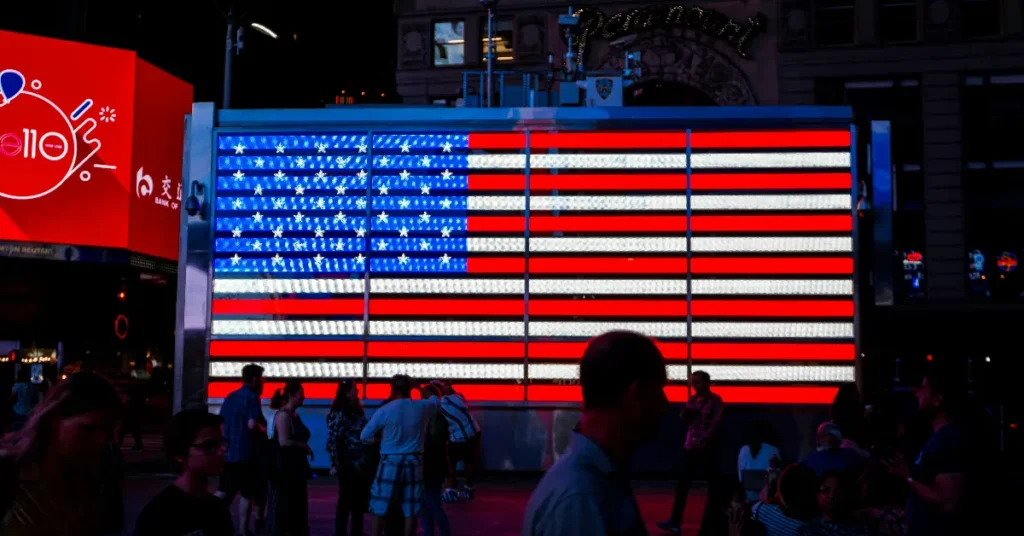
[480,0,499,108]
[220,6,278,109]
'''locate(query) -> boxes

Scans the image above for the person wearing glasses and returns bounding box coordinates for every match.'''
[134,409,234,536]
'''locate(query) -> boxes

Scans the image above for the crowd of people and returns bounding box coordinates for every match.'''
[0,330,984,536]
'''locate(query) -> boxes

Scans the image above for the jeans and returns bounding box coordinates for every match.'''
[419,480,450,536]
[670,446,724,535]
[336,465,370,536]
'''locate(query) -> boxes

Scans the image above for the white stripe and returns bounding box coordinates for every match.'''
[372,279,525,294]
[370,321,524,337]
[213,278,365,295]
[691,236,852,252]
[467,237,687,253]
[691,194,851,211]
[212,320,364,336]
[212,320,690,338]
[467,195,688,211]
[529,321,687,338]
[530,279,687,295]
[468,154,691,169]
[690,152,850,169]
[692,322,853,338]
[691,280,853,295]
[209,361,854,382]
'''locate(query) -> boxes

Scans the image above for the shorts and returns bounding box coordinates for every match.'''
[447,433,480,467]
[369,454,423,517]
[219,461,262,500]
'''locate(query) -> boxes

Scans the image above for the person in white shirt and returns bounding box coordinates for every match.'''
[360,374,440,536]
[430,380,482,503]
[736,420,781,502]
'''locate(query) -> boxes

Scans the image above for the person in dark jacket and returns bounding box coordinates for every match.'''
[418,384,451,536]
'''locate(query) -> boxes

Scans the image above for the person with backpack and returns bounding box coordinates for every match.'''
[431,380,482,503]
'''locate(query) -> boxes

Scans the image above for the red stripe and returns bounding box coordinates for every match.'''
[531,299,687,317]
[369,341,523,358]
[468,174,686,191]
[691,215,852,232]
[213,299,363,315]
[468,132,689,150]
[690,257,853,274]
[689,131,851,149]
[365,383,524,402]
[691,173,852,191]
[468,257,688,274]
[691,300,854,317]
[371,299,522,316]
[525,385,839,404]
[209,340,364,358]
[691,343,855,360]
[467,216,689,233]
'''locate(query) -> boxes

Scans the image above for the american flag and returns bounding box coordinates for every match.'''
[207,129,855,404]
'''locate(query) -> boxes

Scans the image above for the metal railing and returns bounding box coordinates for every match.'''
[460,70,541,108]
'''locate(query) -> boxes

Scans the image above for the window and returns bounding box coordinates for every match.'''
[814,0,856,46]
[960,0,1001,39]
[481,16,514,63]
[878,0,918,42]
[963,75,1024,164]
[432,20,465,66]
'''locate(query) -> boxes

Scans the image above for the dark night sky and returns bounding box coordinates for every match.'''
[1,0,398,107]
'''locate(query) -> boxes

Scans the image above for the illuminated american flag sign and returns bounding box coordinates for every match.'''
[208,129,856,404]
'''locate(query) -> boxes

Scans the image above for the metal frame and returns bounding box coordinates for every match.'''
[179,105,857,409]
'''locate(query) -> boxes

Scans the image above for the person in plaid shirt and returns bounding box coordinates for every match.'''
[327,379,374,536]
[659,370,725,535]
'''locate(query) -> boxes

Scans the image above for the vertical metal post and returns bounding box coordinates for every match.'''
[851,124,863,392]
[685,130,693,396]
[223,9,235,109]
[486,7,495,107]
[523,130,531,402]
[361,134,374,398]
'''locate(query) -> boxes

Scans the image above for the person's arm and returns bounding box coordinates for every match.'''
[325,413,340,472]
[737,446,746,482]
[526,494,607,536]
[705,395,725,442]
[908,473,965,513]
[246,396,267,434]
[274,411,305,448]
[360,407,385,444]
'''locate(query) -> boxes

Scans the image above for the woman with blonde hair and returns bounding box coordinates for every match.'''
[0,371,124,535]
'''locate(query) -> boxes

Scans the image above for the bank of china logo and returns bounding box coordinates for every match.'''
[136,167,153,198]
[596,78,614,100]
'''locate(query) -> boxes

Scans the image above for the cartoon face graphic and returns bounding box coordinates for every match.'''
[0,69,104,200]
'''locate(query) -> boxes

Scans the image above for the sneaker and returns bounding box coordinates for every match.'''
[442,488,460,503]
[458,486,474,501]
[656,520,681,533]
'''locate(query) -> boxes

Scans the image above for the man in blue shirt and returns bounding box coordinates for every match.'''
[800,422,866,477]
[216,363,267,535]
[523,331,669,536]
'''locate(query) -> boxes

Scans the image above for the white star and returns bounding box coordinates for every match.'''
[398,253,409,265]
[440,226,451,238]
[273,198,285,209]
[378,156,391,167]
[399,169,411,180]
[440,169,453,180]
[254,184,263,195]
[275,143,286,153]
[334,211,347,223]
[419,211,431,223]
[400,142,411,153]
[231,254,242,265]
[274,171,286,180]
[334,239,346,251]
[294,212,305,222]
[354,253,366,263]
[233,143,246,154]
[273,226,284,238]
[295,185,305,195]
[419,240,431,250]
[420,156,432,167]
[251,240,262,251]
[232,170,245,180]
[254,157,265,168]
[335,184,347,195]
[356,169,367,180]
[315,170,327,181]
[314,254,324,266]
[377,240,388,251]
[231,227,242,237]
[356,198,367,209]
[314,226,325,238]
[378,184,389,195]
[293,240,305,251]
[355,226,366,237]
[440,198,452,209]
[315,198,326,210]
[377,211,389,223]
[252,212,263,223]
[316,142,328,154]
[441,141,453,153]
[399,198,411,209]
[232,199,243,209]
[420,184,431,195]
[272,254,284,266]
[296,157,306,168]
[357,143,368,153]
[439,253,451,265]
[335,156,350,166]
[399,226,409,237]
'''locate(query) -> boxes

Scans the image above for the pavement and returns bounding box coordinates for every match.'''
[118,474,709,536]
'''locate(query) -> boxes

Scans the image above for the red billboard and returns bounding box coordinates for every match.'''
[0,31,192,260]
